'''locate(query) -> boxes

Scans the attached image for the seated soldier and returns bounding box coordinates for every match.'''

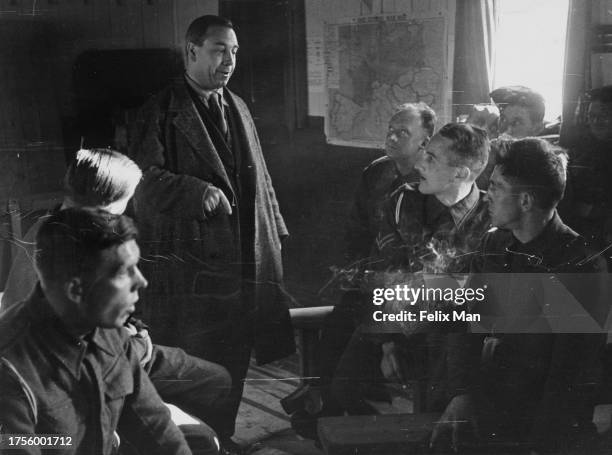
[560,85,612,260]
[1,148,230,455]
[0,208,191,454]
[439,138,608,453]
[490,85,546,139]
[331,123,491,421]
[477,85,548,189]
[288,103,437,438]
[344,102,437,264]
[465,103,500,139]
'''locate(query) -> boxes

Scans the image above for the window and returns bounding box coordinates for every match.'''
[494,0,570,122]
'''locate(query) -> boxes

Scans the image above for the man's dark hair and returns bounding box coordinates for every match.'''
[35,208,138,283]
[490,85,545,124]
[587,85,612,104]
[438,122,490,174]
[185,15,234,57]
[64,148,142,207]
[394,102,437,138]
[496,137,567,210]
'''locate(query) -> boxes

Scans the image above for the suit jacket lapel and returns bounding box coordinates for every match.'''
[170,80,234,197]
[224,91,249,143]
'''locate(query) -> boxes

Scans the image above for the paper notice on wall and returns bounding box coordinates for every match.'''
[307,37,325,93]
[592,53,612,88]
[324,24,340,89]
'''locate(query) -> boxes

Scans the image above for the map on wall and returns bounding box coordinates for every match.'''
[324,14,453,147]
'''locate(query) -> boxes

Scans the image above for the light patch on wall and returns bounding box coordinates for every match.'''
[493,0,569,122]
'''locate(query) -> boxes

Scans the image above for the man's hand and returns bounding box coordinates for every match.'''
[380,341,406,383]
[203,185,232,216]
[430,394,479,452]
[125,322,154,367]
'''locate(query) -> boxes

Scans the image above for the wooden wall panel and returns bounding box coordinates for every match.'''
[0,0,221,144]
[0,0,218,148]
[90,0,112,47]
[156,0,177,49]
[142,0,162,48]
[1,34,21,146]
[110,0,144,48]
[174,0,218,47]
[174,0,199,46]
[0,0,218,151]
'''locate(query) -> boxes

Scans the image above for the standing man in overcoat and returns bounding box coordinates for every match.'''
[129,15,294,450]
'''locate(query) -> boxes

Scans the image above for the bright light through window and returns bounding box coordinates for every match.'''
[494,0,569,122]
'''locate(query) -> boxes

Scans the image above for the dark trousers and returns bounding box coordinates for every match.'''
[145,344,232,453]
[143,291,256,441]
[191,311,255,441]
[315,291,369,415]
[330,326,388,415]
[317,291,364,386]
[331,326,445,415]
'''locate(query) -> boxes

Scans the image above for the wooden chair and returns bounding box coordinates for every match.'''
[1,192,63,292]
[280,306,334,415]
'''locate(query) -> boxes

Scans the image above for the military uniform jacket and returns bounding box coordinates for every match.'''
[0,287,190,455]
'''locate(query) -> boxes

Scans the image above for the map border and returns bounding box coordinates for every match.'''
[323,6,456,148]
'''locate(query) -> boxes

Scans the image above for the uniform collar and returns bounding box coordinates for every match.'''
[25,285,116,378]
[448,183,481,226]
[511,211,565,253]
[426,183,481,227]
[390,169,421,196]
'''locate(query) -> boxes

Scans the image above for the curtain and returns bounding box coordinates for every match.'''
[560,0,592,146]
[452,0,499,119]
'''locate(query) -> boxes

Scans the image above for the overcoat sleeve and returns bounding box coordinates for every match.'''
[129,97,211,222]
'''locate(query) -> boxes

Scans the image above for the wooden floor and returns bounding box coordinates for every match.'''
[235,354,324,455]
[236,355,612,455]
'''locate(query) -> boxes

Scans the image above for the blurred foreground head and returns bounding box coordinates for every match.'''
[35,208,146,331]
[64,148,142,214]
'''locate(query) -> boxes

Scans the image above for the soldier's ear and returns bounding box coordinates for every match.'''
[65,277,84,305]
[456,166,470,180]
[187,42,198,62]
[533,121,545,136]
[519,191,534,212]
[421,133,432,148]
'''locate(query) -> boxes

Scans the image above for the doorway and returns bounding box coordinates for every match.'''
[220,0,307,142]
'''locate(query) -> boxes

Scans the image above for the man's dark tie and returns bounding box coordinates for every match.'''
[209,92,228,138]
